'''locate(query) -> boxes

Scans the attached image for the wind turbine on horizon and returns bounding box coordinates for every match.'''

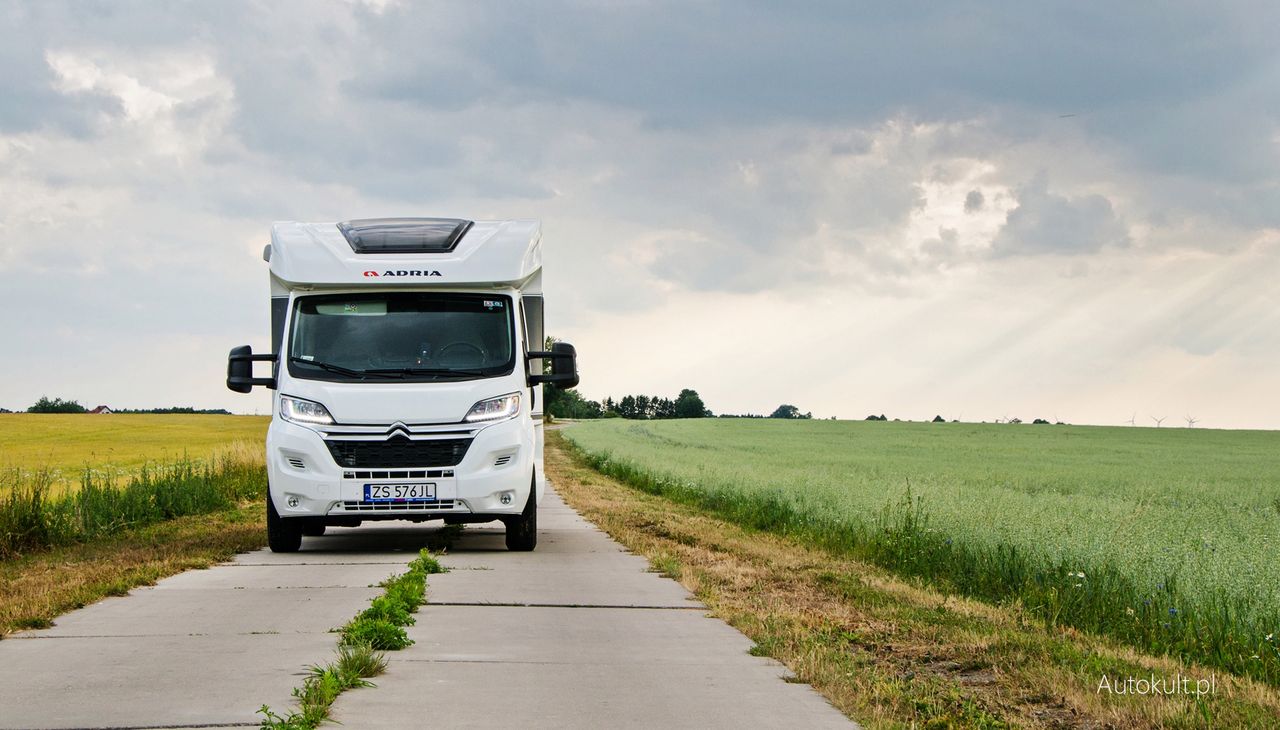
[1151,415,1167,428]
[1126,412,1137,426]
[1185,415,1199,428]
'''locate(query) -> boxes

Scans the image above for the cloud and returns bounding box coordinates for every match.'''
[0,2,1277,426]
[991,175,1130,256]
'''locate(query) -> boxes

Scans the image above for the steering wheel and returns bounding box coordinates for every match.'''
[437,342,486,367]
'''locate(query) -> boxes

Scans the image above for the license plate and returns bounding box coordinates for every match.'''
[363,483,436,502]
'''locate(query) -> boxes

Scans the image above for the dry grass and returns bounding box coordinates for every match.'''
[0,501,266,635]
[547,431,1280,729]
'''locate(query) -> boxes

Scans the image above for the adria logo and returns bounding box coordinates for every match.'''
[362,270,442,277]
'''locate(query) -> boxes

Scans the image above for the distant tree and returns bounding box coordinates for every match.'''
[1032,418,1050,425]
[617,395,638,419]
[27,396,87,414]
[654,397,677,419]
[674,389,709,419]
[1008,417,1023,424]
[932,415,945,423]
[0,407,12,414]
[769,404,812,420]
[649,395,666,419]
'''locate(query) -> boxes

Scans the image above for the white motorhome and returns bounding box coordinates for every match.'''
[226,218,578,553]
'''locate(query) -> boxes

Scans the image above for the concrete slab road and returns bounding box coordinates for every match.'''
[0,530,434,730]
[0,483,853,729]
[330,486,854,729]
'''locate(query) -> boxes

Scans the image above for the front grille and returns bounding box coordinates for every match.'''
[324,437,471,468]
[338,499,457,512]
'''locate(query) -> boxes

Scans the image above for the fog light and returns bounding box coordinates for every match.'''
[287,496,300,508]
[500,493,513,505]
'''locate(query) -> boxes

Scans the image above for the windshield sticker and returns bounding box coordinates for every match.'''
[316,301,387,316]
[484,300,505,309]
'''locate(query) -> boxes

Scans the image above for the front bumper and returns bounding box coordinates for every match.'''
[266,415,534,519]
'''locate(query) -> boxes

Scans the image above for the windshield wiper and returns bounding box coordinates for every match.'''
[289,357,398,380]
[362,367,490,378]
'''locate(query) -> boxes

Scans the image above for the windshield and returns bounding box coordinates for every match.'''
[287,292,514,381]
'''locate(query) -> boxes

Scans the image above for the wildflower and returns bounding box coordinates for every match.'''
[1126,607,1135,616]
[1073,583,1082,588]
[1169,607,1179,617]
[1076,571,1086,579]
[1267,633,1275,642]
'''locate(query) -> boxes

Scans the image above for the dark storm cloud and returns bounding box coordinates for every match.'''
[340,2,1279,178]
[6,1,1273,229]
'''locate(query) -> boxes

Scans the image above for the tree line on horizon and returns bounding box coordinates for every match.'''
[544,385,712,420]
[16,396,231,415]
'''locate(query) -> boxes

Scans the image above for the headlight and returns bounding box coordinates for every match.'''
[279,395,335,426]
[464,392,521,423]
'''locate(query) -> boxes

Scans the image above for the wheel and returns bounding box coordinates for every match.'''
[503,479,537,552]
[267,498,303,553]
[302,522,326,537]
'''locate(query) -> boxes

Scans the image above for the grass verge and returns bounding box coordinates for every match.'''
[547,431,1280,729]
[1,444,266,559]
[259,550,446,729]
[1,501,266,635]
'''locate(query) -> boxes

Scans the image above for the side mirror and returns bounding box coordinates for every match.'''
[526,341,579,389]
[227,345,278,393]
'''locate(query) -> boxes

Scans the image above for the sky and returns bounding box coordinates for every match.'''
[1,1,1278,427]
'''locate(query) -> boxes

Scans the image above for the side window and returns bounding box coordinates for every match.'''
[271,296,288,353]
[523,295,545,376]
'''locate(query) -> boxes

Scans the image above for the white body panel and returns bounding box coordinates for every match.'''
[269,220,542,290]
[262,220,547,524]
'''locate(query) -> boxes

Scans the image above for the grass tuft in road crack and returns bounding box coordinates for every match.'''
[258,549,447,729]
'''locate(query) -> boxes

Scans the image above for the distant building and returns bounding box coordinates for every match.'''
[89,405,113,414]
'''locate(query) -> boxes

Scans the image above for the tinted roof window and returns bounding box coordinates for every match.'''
[338,218,473,254]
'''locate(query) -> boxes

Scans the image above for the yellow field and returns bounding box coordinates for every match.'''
[0,414,269,485]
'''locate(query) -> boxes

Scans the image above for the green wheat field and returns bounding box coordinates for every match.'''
[564,418,1280,685]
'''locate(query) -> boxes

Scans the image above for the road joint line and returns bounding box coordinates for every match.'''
[3,717,258,722]
[425,601,705,610]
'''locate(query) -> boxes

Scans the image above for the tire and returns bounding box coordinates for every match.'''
[301,522,326,537]
[504,478,537,552]
[267,498,303,553]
